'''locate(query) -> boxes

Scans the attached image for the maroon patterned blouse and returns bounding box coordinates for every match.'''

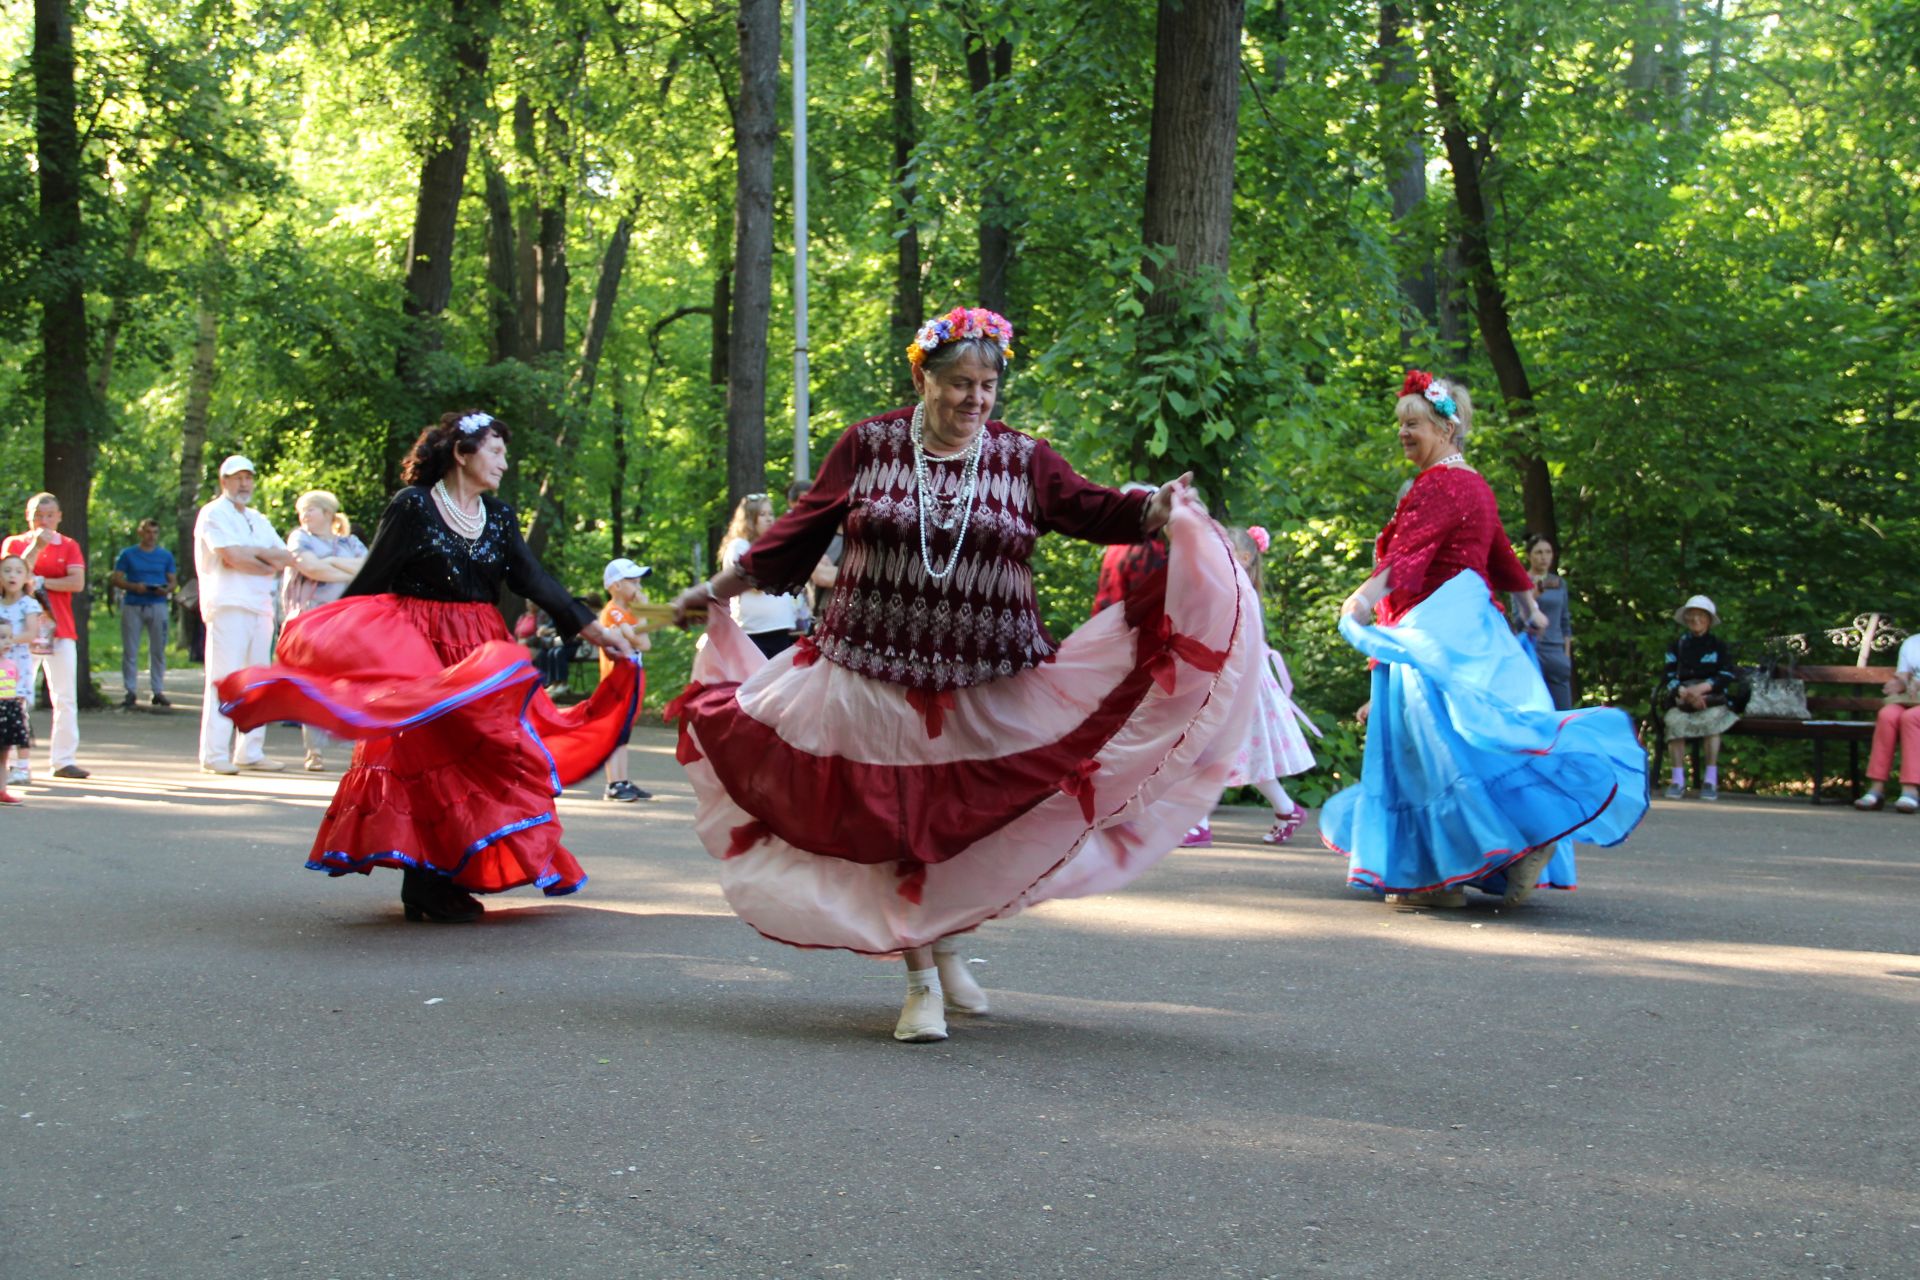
[1373,465,1533,626]
[738,408,1149,691]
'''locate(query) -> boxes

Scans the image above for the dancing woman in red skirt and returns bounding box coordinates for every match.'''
[219,412,638,922]
[669,308,1259,1042]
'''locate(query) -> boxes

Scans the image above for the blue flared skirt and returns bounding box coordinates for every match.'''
[1321,572,1647,898]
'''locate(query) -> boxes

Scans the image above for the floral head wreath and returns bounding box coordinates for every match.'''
[1399,370,1460,426]
[456,411,494,436]
[906,307,1015,369]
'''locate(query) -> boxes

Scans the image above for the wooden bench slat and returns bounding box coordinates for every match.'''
[1793,665,1894,683]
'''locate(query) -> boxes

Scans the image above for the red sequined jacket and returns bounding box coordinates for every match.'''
[1373,465,1532,626]
[738,409,1149,692]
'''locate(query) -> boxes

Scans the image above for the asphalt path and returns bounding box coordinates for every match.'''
[2,685,1917,1279]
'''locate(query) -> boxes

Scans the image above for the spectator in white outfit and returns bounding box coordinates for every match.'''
[194,455,294,774]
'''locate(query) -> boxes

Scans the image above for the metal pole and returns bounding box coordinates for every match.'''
[791,0,811,481]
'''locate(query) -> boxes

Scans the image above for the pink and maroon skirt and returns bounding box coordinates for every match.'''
[671,495,1258,954]
[218,594,640,896]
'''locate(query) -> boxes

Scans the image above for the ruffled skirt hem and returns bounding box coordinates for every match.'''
[1321,572,1648,898]
[218,594,639,896]
[674,495,1258,954]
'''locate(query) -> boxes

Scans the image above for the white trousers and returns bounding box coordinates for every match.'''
[33,637,79,768]
[200,608,273,767]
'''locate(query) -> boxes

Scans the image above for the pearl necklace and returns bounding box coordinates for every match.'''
[910,403,985,582]
[433,479,486,539]
[1431,452,1466,469]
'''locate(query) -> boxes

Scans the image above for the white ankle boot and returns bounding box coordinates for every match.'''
[932,938,989,1014]
[893,969,949,1042]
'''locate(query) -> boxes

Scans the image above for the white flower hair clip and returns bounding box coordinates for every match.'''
[456,412,494,435]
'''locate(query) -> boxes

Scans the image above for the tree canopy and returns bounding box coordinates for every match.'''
[2,0,1914,790]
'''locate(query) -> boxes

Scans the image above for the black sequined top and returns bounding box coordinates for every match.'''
[345,486,594,635]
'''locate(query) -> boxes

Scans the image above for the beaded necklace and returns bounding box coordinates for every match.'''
[432,479,486,540]
[910,402,986,583]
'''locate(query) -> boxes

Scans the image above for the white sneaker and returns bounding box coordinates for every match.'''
[239,758,287,773]
[1501,846,1557,907]
[933,940,989,1015]
[6,765,26,786]
[893,979,949,1043]
[202,760,239,776]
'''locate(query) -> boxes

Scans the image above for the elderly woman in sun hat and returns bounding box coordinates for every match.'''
[669,306,1258,1044]
[1662,594,1739,801]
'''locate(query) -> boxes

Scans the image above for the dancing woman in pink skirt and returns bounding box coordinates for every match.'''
[669,308,1259,1043]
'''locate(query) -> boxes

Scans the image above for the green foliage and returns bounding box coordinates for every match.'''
[2,0,1916,800]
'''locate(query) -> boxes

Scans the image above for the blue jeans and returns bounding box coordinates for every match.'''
[121,600,169,697]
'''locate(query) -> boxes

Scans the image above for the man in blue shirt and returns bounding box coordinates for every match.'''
[110,518,178,708]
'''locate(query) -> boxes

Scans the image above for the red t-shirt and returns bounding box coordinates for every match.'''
[2,532,84,640]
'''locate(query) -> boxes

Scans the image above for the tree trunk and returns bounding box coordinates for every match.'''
[482,160,523,363]
[1140,0,1244,302]
[526,213,635,559]
[1436,230,1472,367]
[512,96,541,359]
[176,273,219,579]
[33,0,104,706]
[963,25,1013,316]
[1377,3,1435,339]
[94,186,153,400]
[888,12,923,403]
[709,197,732,386]
[536,106,571,356]
[390,0,495,489]
[1135,0,1244,479]
[1431,59,1555,543]
[725,0,779,512]
[1625,0,1687,123]
[610,386,627,555]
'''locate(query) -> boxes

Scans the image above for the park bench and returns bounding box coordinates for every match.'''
[1653,613,1908,804]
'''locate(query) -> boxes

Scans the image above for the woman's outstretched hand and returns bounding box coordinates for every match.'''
[581,620,635,660]
[1142,473,1198,532]
[671,583,714,629]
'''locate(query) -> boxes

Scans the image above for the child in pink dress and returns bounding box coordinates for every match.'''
[0,619,29,804]
[1184,526,1318,846]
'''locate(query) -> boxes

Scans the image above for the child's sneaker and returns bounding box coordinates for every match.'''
[0,789,20,806]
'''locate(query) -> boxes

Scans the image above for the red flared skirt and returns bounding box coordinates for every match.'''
[217,594,640,895]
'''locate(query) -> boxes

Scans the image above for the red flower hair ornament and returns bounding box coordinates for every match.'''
[1398,369,1460,424]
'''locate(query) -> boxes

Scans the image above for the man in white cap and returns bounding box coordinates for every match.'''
[193,456,295,774]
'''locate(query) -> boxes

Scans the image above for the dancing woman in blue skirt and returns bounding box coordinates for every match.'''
[1323,372,1648,908]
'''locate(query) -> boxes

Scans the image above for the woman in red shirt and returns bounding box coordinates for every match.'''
[1324,371,1646,909]
[670,308,1258,1043]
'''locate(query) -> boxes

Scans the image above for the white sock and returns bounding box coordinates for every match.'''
[906,967,942,994]
[1252,778,1291,813]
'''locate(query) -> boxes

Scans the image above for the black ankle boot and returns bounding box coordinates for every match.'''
[400,868,483,924]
